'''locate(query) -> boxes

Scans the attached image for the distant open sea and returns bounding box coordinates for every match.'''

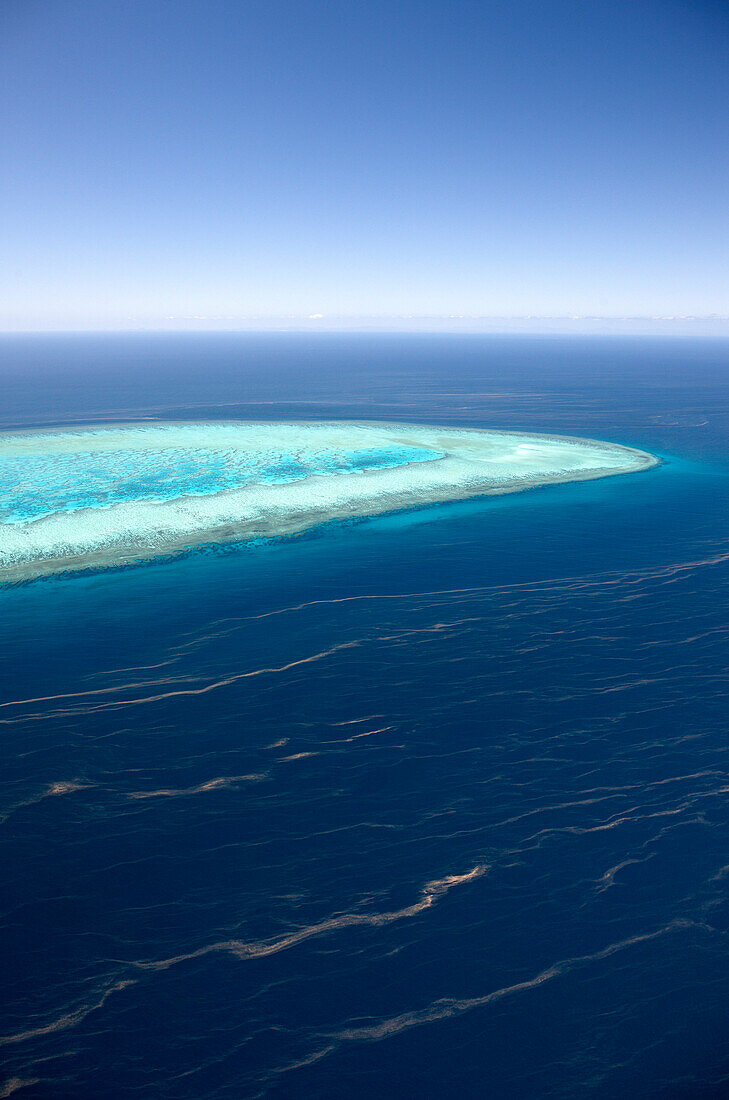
[2,333,729,1099]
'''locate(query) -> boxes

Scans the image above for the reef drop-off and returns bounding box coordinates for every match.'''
[0,421,658,580]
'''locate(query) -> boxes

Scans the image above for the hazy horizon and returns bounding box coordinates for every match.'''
[3,316,729,337]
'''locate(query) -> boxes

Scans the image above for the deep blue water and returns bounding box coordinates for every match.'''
[2,333,729,1099]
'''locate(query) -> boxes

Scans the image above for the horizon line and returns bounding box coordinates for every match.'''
[2,315,729,338]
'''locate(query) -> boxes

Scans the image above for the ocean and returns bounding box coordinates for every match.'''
[1,332,729,1098]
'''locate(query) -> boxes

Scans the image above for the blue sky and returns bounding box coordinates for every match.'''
[1,0,727,330]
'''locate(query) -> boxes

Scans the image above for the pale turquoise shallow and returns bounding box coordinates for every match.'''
[0,420,658,579]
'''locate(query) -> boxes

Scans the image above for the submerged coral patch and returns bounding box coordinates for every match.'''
[0,420,658,580]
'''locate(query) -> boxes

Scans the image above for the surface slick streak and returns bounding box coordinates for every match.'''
[2,334,728,1099]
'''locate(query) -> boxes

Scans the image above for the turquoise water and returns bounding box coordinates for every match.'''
[0,442,440,524]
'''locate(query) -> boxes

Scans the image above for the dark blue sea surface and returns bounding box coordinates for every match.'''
[2,333,729,1098]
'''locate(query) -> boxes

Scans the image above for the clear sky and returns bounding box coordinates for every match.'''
[1,0,728,330]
